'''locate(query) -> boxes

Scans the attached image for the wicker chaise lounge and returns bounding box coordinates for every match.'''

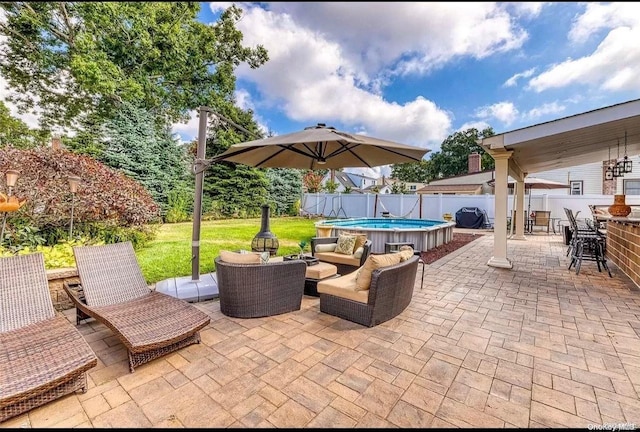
[1,253,97,423]
[64,242,210,372]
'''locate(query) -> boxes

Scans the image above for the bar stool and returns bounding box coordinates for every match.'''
[568,232,611,277]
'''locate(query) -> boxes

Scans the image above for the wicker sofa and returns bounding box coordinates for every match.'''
[311,236,372,275]
[215,256,307,318]
[317,254,419,327]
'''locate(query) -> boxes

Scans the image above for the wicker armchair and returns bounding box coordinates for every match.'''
[1,253,97,422]
[64,242,210,373]
[319,255,419,327]
[215,257,307,318]
[311,237,372,275]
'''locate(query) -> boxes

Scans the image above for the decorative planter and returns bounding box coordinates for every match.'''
[608,194,632,217]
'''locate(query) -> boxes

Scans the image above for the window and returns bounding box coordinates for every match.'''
[409,185,416,191]
[570,180,583,195]
[624,179,640,195]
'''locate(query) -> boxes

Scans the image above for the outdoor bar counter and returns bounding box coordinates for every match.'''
[606,217,640,288]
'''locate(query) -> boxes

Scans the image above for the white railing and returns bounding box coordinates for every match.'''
[301,193,640,223]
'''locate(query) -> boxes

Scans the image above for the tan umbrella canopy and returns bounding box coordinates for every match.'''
[209,123,430,169]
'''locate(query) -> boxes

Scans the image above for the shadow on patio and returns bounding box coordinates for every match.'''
[4,233,640,428]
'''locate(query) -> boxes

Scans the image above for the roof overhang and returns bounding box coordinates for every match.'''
[479,98,640,174]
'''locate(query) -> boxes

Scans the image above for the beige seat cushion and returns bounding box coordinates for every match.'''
[219,250,261,264]
[314,251,361,267]
[355,253,402,291]
[306,262,338,279]
[317,271,369,303]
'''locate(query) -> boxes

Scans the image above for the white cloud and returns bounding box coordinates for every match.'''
[528,26,640,93]
[259,2,534,78]
[474,101,519,126]
[568,2,640,43]
[171,110,199,143]
[503,68,536,87]
[458,120,491,132]
[222,4,457,151]
[526,101,565,120]
[527,4,640,94]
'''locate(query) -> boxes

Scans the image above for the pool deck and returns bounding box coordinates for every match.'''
[3,232,640,428]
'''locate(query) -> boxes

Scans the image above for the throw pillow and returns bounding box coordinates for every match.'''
[219,250,261,264]
[260,251,270,264]
[335,234,356,255]
[355,253,402,291]
[315,243,337,253]
[353,246,364,259]
[398,246,414,262]
[343,232,367,253]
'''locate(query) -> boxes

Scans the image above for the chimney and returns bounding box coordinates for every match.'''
[468,152,481,173]
[51,135,62,150]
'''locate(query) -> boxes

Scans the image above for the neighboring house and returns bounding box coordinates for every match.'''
[321,170,379,193]
[417,153,495,195]
[380,176,425,194]
[416,152,640,196]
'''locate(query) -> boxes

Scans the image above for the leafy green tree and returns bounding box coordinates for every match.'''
[0,101,49,148]
[203,114,269,218]
[0,2,268,132]
[427,127,495,179]
[101,101,189,213]
[265,168,303,216]
[391,181,408,194]
[324,179,339,193]
[391,159,431,183]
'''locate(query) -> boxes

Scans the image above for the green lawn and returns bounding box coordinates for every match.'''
[136,217,319,283]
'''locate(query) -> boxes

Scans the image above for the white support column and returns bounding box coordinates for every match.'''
[513,179,526,240]
[488,151,513,269]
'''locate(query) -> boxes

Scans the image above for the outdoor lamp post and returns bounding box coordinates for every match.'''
[68,175,80,239]
[0,170,20,243]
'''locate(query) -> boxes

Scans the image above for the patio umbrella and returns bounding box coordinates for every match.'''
[189,112,430,283]
[209,123,429,169]
[490,177,571,214]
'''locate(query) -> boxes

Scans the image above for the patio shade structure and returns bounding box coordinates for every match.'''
[208,122,430,169]
[190,108,429,282]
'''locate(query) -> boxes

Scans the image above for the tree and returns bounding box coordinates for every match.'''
[427,127,495,179]
[391,181,408,194]
[302,171,324,193]
[0,2,268,131]
[100,101,189,214]
[391,159,431,183]
[265,168,303,216]
[202,115,269,218]
[0,101,49,148]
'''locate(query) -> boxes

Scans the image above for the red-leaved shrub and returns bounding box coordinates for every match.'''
[0,146,160,228]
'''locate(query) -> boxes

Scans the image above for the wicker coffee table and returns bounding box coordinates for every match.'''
[304,262,338,296]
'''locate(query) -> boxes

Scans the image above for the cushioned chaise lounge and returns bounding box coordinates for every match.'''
[1,253,97,422]
[64,242,210,372]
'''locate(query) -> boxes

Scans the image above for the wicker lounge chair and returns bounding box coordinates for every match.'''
[1,253,97,422]
[64,242,210,372]
[215,256,307,318]
[318,255,419,327]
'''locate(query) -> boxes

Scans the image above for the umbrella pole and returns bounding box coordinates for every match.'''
[191,106,211,281]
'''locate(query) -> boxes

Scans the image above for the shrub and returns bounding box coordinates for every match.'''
[0,146,161,244]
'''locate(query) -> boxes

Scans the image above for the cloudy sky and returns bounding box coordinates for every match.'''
[175,2,640,176]
[6,2,640,178]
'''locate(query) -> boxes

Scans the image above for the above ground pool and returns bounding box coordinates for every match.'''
[315,217,456,254]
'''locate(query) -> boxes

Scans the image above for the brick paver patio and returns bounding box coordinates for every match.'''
[3,233,640,428]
